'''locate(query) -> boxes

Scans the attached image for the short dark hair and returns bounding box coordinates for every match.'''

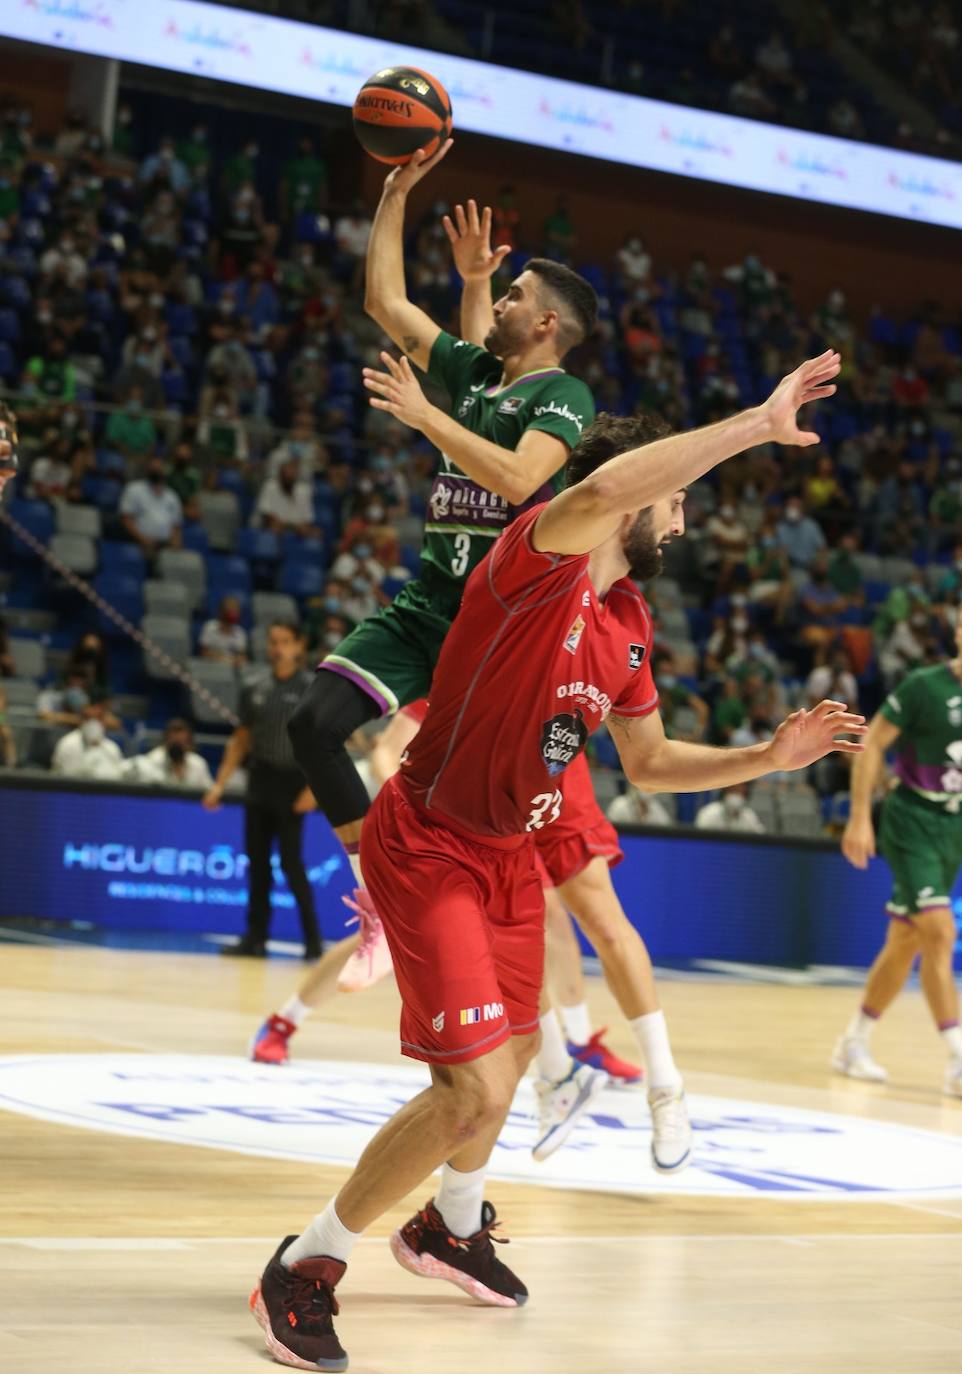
[164,717,193,738]
[523,258,598,354]
[268,618,304,638]
[565,411,672,489]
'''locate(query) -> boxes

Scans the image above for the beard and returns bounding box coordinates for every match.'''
[484,313,524,358]
[622,508,664,582]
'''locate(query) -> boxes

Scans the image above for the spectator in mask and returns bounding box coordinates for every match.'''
[22,335,77,403]
[775,496,826,569]
[253,458,318,538]
[120,459,183,555]
[126,717,212,789]
[138,137,189,195]
[313,611,354,660]
[267,414,325,482]
[199,595,249,665]
[105,386,157,465]
[615,232,651,289]
[167,440,202,518]
[696,785,766,833]
[37,670,91,727]
[51,701,125,781]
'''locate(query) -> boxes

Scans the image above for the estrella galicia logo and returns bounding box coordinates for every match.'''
[540,707,588,775]
[628,642,646,670]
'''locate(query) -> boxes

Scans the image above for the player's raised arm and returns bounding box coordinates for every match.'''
[841,712,900,869]
[532,351,840,556]
[363,143,452,371]
[444,199,507,346]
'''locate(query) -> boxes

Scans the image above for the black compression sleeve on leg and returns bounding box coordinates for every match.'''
[288,670,381,829]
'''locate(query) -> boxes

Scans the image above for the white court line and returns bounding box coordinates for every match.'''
[895,1200,962,1222]
[5,1233,962,1251]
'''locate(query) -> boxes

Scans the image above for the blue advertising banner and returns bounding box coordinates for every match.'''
[0,780,960,967]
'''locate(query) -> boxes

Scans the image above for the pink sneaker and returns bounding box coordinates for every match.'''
[337,888,394,992]
[251,1013,296,1065]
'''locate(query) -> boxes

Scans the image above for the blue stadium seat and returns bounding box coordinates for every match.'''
[99,541,147,577]
[207,553,252,592]
[181,523,210,556]
[93,573,144,636]
[237,527,280,562]
[279,559,324,599]
[0,308,20,342]
[0,341,16,382]
[5,499,55,552]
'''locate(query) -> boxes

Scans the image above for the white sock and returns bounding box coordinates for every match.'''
[435,1162,486,1238]
[536,1010,573,1082]
[941,1024,962,1060]
[629,1010,682,1091]
[846,1009,878,1044]
[346,849,364,885]
[559,1000,592,1046]
[279,994,310,1028]
[282,1199,360,1267]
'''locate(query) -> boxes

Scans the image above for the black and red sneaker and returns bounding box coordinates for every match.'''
[390,1199,528,1308]
[249,1236,348,1371]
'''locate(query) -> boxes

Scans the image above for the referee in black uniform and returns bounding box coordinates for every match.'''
[204,620,321,959]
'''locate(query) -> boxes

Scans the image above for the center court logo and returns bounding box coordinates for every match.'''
[2,1054,961,1200]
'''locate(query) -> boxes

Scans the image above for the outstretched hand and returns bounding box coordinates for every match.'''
[443,199,511,282]
[762,350,841,447]
[383,139,453,197]
[768,698,866,772]
[363,351,434,432]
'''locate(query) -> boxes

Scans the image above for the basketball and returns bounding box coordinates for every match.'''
[352,66,452,166]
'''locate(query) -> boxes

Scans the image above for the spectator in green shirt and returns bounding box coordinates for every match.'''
[23,337,77,402]
[223,140,259,194]
[712,678,748,743]
[167,440,202,520]
[105,387,157,464]
[177,123,211,171]
[828,530,864,601]
[929,476,962,553]
[542,194,576,260]
[281,136,328,221]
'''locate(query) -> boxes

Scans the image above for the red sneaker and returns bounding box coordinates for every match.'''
[249,1235,348,1370]
[390,1199,527,1308]
[567,1028,644,1085]
[251,1014,296,1066]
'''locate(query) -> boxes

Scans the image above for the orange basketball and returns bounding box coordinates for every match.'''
[352,65,452,166]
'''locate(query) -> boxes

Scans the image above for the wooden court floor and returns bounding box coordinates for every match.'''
[2,943,962,1373]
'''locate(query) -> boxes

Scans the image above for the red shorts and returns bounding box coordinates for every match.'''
[533,755,623,889]
[398,697,429,726]
[361,778,545,1066]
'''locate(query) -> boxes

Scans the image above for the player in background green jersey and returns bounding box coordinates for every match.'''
[833,608,962,1098]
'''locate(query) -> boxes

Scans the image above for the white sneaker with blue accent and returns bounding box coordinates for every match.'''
[648,1086,692,1174]
[831,1035,888,1083]
[531,1062,608,1162]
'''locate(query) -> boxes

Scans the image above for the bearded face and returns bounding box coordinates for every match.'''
[484,309,529,358]
[621,507,664,582]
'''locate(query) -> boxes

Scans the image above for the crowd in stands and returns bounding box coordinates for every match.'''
[0,87,961,838]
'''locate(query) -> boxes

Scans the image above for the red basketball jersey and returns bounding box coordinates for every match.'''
[400,505,658,838]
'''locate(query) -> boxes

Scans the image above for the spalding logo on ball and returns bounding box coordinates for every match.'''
[353,66,452,165]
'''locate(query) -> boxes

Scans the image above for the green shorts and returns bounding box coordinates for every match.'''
[878,787,962,918]
[319,574,463,716]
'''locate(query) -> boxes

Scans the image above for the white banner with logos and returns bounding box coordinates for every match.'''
[3,0,962,230]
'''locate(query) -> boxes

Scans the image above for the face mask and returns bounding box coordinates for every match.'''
[81,718,105,745]
[749,643,768,660]
[785,508,801,524]
[730,592,748,608]
[324,631,343,650]
[352,576,370,594]
[63,411,78,428]
[723,793,745,816]
[367,506,385,524]
[135,354,153,369]
[371,454,391,473]
[213,405,229,419]
[64,687,88,711]
[719,505,735,521]
[659,673,677,690]
[127,399,142,414]
[352,543,372,560]
[234,210,250,225]
[732,616,749,633]
[324,596,342,614]
[166,741,186,764]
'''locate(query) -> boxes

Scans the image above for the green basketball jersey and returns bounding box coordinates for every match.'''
[880,663,962,811]
[421,330,594,589]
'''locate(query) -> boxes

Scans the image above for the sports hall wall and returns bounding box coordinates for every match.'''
[1,776,958,971]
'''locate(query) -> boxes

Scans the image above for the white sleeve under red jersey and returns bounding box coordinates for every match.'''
[400,506,659,839]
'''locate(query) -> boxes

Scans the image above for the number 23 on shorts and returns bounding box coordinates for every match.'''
[526,790,563,831]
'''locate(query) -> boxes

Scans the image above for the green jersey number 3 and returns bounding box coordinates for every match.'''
[451,532,471,577]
